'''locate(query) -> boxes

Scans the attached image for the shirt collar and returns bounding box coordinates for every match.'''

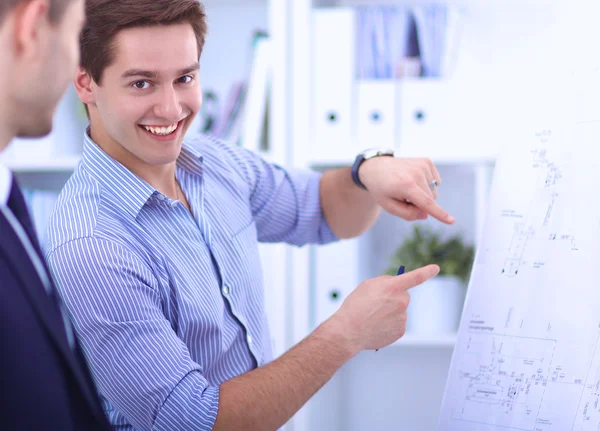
[0,160,12,206]
[81,130,204,219]
[177,139,204,176]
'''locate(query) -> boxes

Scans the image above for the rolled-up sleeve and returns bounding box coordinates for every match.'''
[47,237,219,431]
[217,141,338,246]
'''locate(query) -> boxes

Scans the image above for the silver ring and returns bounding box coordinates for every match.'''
[428,180,439,190]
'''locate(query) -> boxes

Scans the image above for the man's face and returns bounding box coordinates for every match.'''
[13,0,85,138]
[88,23,202,167]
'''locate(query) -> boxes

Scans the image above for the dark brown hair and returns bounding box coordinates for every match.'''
[0,0,72,25]
[81,0,208,84]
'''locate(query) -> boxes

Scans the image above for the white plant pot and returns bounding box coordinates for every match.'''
[406,275,466,335]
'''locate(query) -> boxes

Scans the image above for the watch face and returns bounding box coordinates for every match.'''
[362,148,395,159]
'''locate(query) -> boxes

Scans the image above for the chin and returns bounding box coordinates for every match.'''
[143,147,183,167]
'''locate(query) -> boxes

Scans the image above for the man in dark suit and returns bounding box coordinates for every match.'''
[0,0,110,429]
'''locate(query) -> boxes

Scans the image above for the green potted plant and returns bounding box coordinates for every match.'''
[386,225,475,334]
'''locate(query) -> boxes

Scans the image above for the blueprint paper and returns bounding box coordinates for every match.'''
[438,71,600,430]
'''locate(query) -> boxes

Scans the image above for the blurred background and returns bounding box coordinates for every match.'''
[3,0,599,429]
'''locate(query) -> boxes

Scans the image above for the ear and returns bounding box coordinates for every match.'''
[12,0,50,60]
[74,67,96,106]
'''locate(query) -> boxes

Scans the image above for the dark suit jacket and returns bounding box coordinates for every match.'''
[0,209,111,430]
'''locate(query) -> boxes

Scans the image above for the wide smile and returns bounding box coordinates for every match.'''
[138,119,185,141]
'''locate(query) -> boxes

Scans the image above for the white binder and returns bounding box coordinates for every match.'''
[312,239,360,328]
[311,9,357,164]
[357,80,397,150]
[396,78,451,159]
[397,78,505,162]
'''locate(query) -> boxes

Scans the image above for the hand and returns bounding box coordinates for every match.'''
[359,156,455,224]
[330,264,440,353]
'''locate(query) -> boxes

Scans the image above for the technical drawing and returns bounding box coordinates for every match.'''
[446,328,600,431]
[500,135,576,277]
[572,332,600,431]
[439,102,600,431]
[502,223,535,276]
[450,332,557,430]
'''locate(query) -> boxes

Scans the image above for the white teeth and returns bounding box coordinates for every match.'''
[143,123,178,136]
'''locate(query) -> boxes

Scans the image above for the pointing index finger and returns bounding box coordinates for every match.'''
[409,187,455,224]
[395,264,441,291]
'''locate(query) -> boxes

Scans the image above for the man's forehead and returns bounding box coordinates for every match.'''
[111,25,199,76]
[116,22,196,44]
[113,24,198,63]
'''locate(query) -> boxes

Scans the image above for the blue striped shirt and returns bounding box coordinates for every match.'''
[44,132,337,431]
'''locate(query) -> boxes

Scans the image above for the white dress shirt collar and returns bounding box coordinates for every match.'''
[0,161,12,206]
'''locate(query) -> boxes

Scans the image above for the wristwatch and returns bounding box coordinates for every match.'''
[351,148,395,190]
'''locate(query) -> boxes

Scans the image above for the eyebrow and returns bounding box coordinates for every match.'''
[177,63,200,76]
[121,63,200,80]
[121,69,157,80]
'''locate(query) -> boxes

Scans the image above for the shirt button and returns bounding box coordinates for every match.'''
[247,334,253,345]
[222,284,230,296]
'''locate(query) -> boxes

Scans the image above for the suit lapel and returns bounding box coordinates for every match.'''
[0,212,106,422]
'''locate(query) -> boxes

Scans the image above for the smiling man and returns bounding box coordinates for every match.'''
[45,0,451,430]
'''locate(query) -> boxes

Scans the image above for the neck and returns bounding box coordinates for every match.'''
[0,31,15,154]
[89,123,179,198]
[0,105,16,155]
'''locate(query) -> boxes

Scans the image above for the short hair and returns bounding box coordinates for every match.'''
[81,0,208,84]
[0,0,72,25]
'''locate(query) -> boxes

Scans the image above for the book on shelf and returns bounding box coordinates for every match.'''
[198,30,270,153]
[356,4,461,80]
[239,34,270,153]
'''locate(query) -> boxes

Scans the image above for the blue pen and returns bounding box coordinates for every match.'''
[376,265,406,352]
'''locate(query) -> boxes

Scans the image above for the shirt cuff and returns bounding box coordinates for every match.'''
[153,373,220,431]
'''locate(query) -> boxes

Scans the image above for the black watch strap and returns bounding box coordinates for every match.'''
[351,149,395,190]
[351,153,368,190]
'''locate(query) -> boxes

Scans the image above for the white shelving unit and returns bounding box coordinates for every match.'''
[6,155,80,173]
[272,1,583,430]
[277,0,474,427]
[391,332,456,348]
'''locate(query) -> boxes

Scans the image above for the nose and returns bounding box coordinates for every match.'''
[154,85,183,122]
